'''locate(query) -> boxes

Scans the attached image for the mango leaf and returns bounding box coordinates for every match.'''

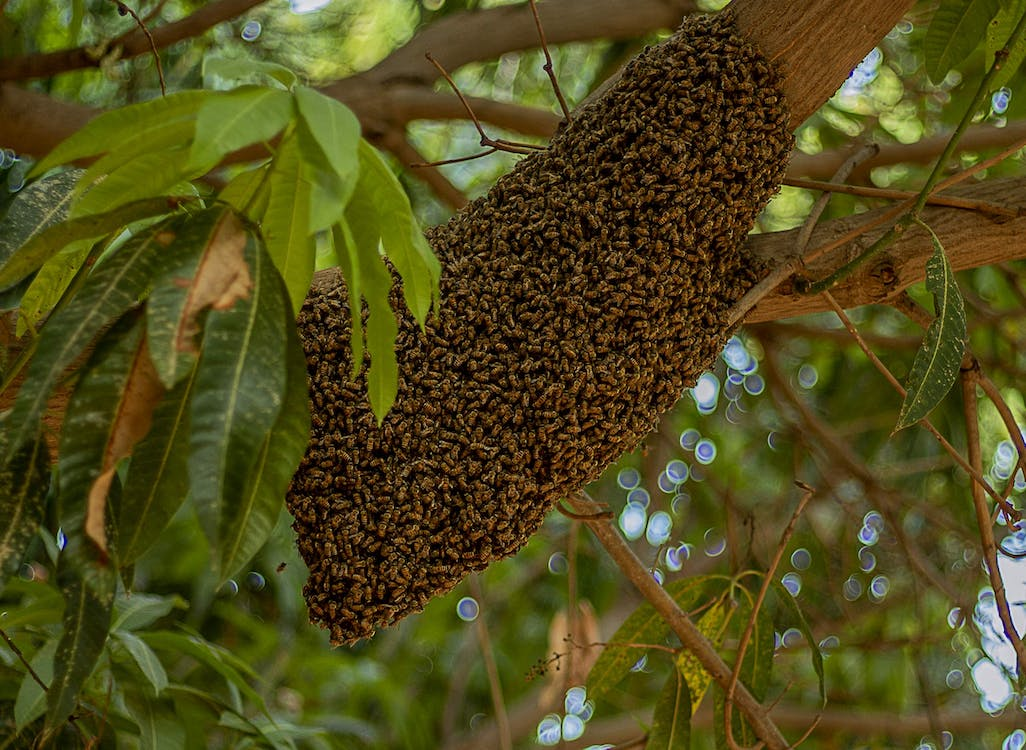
[769,581,825,705]
[112,592,186,631]
[218,165,272,220]
[924,0,1001,82]
[349,139,440,324]
[294,85,360,231]
[646,670,691,750]
[30,91,211,177]
[117,369,196,565]
[14,638,56,730]
[0,169,81,272]
[986,0,1026,92]
[676,598,729,715]
[262,132,315,315]
[0,197,179,289]
[895,222,967,430]
[188,87,293,173]
[587,577,710,702]
[332,221,398,422]
[45,547,116,731]
[218,276,310,581]
[58,315,165,556]
[0,582,63,628]
[114,630,169,696]
[712,598,775,748]
[4,218,178,460]
[203,56,298,91]
[0,434,50,594]
[123,691,186,750]
[332,220,365,376]
[147,206,253,388]
[141,630,267,714]
[188,235,287,558]
[15,242,91,336]
[71,149,196,219]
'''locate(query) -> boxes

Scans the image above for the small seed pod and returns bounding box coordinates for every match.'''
[287,10,793,645]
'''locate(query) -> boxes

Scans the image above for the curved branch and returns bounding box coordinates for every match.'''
[0,0,268,82]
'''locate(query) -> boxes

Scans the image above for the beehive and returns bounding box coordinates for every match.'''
[287,11,793,644]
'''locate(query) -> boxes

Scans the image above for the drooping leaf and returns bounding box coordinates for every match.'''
[0,169,81,272]
[0,196,180,289]
[146,206,253,388]
[30,91,211,177]
[676,598,729,715]
[112,592,186,631]
[123,691,187,750]
[769,581,825,705]
[895,221,967,430]
[349,139,440,324]
[58,314,165,555]
[713,597,776,748]
[71,150,196,219]
[587,577,710,702]
[986,0,1026,92]
[218,276,310,580]
[115,630,169,696]
[332,220,398,422]
[44,548,116,731]
[14,638,56,730]
[0,581,63,629]
[294,85,360,231]
[0,434,50,594]
[646,670,691,750]
[332,220,365,376]
[15,242,91,336]
[188,87,293,173]
[188,235,287,561]
[262,132,315,315]
[218,165,272,220]
[923,0,1002,82]
[117,368,196,565]
[3,218,177,459]
[203,56,298,91]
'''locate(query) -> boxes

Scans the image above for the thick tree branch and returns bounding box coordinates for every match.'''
[746,176,1026,322]
[0,0,268,82]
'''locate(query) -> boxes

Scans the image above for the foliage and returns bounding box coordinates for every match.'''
[1,0,1026,749]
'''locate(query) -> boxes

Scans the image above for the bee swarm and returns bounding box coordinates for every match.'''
[287,11,793,645]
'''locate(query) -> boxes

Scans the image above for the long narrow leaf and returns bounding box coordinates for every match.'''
[188,235,287,558]
[923,0,1001,82]
[986,0,1026,91]
[0,169,81,270]
[123,691,186,750]
[646,670,691,750]
[895,221,967,430]
[332,221,365,376]
[71,150,196,219]
[188,87,293,173]
[219,269,310,580]
[115,631,169,696]
[0,434,50,594]
[769,581,825,705]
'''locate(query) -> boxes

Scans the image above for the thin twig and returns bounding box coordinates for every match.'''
[568,492,790,750]
[380,129,469,210]
[822,291,1020,522]
[724,482,814,750]
[960,367,1026,678]
[468,575,513,750]
[111,0,166,94]
[557,502,614,521]
[0,627,48,691]
[528,0,572,123]
[784,177,1020,218]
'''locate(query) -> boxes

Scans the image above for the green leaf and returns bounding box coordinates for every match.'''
[3,218,176,459]
[115,631,169,696]
[0,583,63,628]
[587,578,710,702]
[45,552,116,731]
[118,369,196,565]
[15,242,91,336]
[895,222,967,430]
[203,56,298,91]
[350,139,440,324]
[332,220,365,376]
[219,280,310,580]
[0,197,179,289]
[14,638,56,730]
[262,132,316,315]
[332,221,397,422]
[986,0,1026,92]
[0,434,50,594]
[147,206,254,388]
[31,91,211,177]
[188,236,287,568]
[58,314,165,557]
[0,169,81,273]
[218,165,272,220]
[112,592,186,631]
[188,87,293,173]
[677,599,728,715]
[924,0,1002,82]
[123,691,186,750]
[142,630,267,714]
[71,150,196,219]
[769,581,825,705]
[294,85,360,231]
[647,670,691,750]
[713,598,775,748]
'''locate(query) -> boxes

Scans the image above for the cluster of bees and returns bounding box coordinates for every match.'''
[287,12,793,645]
